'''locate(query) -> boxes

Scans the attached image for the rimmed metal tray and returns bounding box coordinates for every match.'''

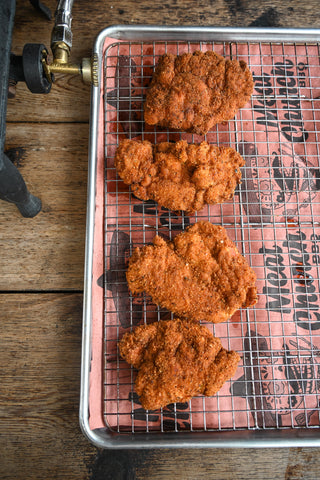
[80,25,320,448]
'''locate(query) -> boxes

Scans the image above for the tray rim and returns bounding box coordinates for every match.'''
[79,24,320,449]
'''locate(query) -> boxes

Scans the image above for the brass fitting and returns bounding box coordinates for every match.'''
[52,41,70,64]
[42,41,98,86]
[50,41,81,76]
[43,1,98,86]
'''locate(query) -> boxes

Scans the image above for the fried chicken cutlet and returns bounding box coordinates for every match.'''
[119,318,240,410]
[114,139,244,214]
[127,221,257,323]
[144,50,254,135]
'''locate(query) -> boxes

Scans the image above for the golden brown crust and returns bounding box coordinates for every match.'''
[114,139,244,214]
[126,221,258,324]
[144,51,254,135]
[118,318,240,410]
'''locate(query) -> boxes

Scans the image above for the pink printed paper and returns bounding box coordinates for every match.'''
[89,38,320,433]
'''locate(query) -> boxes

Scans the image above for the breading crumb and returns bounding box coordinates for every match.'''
[114,139,245,214]
[126,221,258,324]
[119,318,240,410]
[144,50,254,135]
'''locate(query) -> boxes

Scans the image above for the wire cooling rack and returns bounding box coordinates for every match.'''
[101,39,320,435]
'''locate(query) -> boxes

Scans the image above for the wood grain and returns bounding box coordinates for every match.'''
[2,295,320,480]
[2,1,320,479]
[136,447,320,480]
[1,123,88,291]
[0,294,97,480]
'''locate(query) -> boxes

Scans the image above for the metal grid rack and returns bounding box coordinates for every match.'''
[102,39,320,436]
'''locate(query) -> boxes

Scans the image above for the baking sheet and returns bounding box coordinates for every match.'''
[88,37,320,435]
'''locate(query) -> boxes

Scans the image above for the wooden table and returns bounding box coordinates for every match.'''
[2,1,320,478]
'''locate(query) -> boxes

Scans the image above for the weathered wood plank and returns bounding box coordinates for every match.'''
[1,123,88,290]
[134,447,320,479]
[3,1,320,479]
[0,294,96,480]
[3,294,320,480]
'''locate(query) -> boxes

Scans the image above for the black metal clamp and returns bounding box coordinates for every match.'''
[0,0,52,217]
[1,0,94,217]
